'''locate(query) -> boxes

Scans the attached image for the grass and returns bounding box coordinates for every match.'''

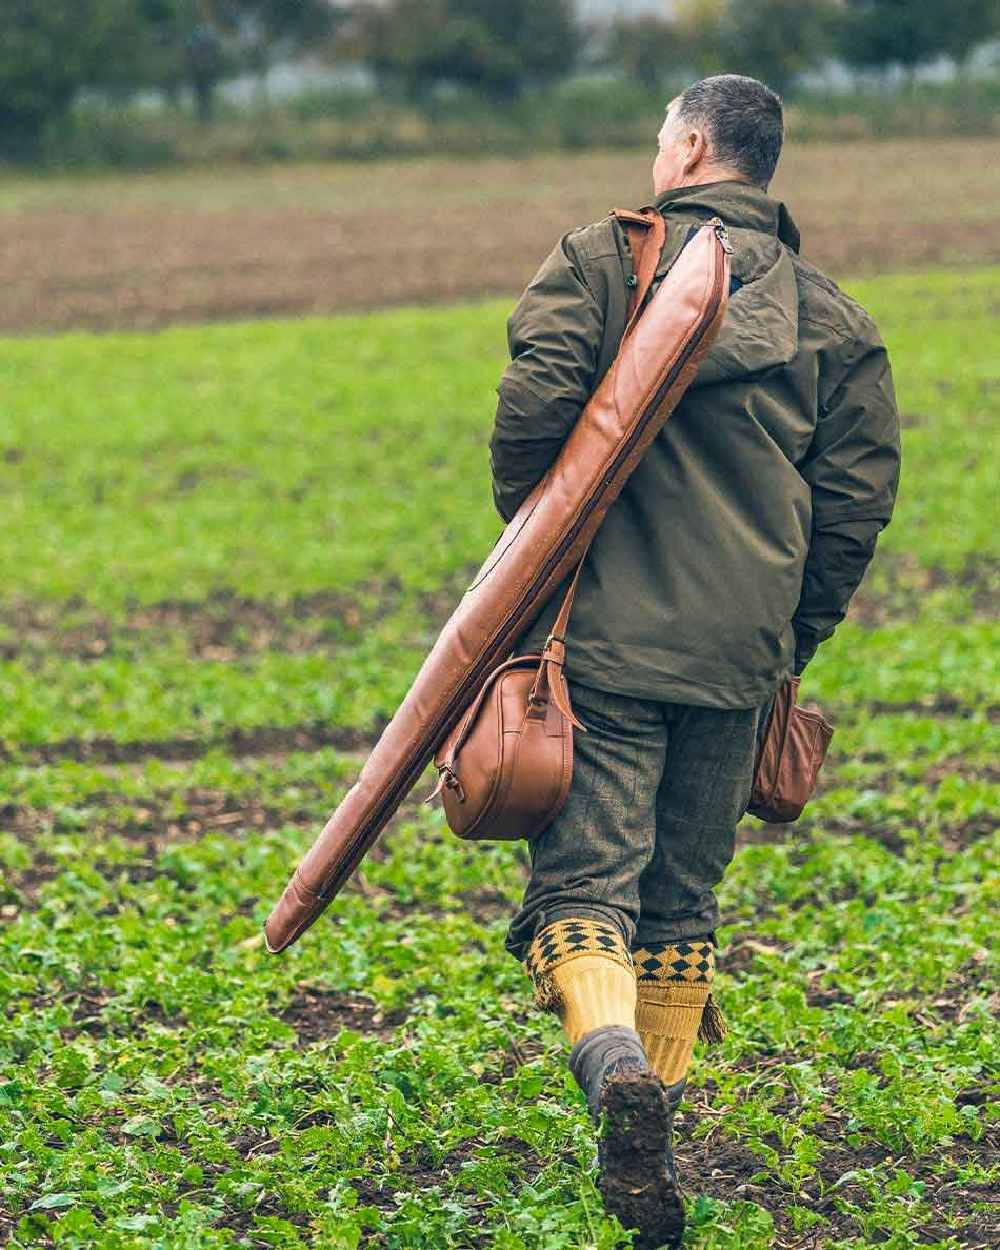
[0,265,998,1248]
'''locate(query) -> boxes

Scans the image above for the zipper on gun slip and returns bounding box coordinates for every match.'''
[708,217,733,254]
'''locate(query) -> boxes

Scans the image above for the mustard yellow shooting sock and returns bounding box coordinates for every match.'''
[524,918,636,1045]
[632,939,725,1085]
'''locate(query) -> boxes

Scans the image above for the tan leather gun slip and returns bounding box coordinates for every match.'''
[265,210,732,953]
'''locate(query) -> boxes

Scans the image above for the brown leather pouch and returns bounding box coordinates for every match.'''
[748,677,834,824]
[427,555,587,841]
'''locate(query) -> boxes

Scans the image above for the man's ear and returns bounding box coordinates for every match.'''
[682,126,708,177]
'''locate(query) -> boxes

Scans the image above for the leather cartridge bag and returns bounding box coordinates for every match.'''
[265,208,733,953]
[748,676,834,824]
[426,546,589,842]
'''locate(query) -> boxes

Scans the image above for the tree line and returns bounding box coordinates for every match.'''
[3,0,999,156]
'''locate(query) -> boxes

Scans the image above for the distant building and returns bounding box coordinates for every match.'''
[577,0,676,16]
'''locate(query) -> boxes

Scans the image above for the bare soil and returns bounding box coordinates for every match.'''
[0,567,479,665]
[0,721,382,766]
[847,554,999,628]
[678,1088,1000,1249]
[279,986,408,1045]
[2,140,998,335]
[0,554,991,666]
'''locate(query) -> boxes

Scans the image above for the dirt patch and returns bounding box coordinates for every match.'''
[42,786,309,844]
[215,1201,309,1240]
[718,936,792,977]
[859,697,999,722]
[922,758,1000,787]
[798,806,998,856]
[279,986,408,1045]
[115,786,313,843]
[22,984,187,1043]
[923,955,1000,1026]
[349,1133,545,1220]
[2,141,999,335]
[0,592,362,664]
[802,981,858,1009]
[0,855,62,911]
[458,885,517,924]
[676,1131,808,1240]
[0,573,476,664]
[1,786,314,913]
[3,720,382,767]
[680,1073,1000,1248]
[479,1037,549,1086]
[848,554,999,628]
[734,820,792,850]
[737,795,998,858]
[2,783,456,926]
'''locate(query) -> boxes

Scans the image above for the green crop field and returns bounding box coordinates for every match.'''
[1,267,997,1249]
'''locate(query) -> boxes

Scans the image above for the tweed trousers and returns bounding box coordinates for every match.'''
[504,677,765,964]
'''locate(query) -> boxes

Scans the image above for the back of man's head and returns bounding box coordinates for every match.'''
[675,74,784,190]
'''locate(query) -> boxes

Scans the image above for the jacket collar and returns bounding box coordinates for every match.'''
[651,180,801,254]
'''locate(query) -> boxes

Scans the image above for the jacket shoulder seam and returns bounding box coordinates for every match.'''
[797,312,867,343]
[792,259,877,335]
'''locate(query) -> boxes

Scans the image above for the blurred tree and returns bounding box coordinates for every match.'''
[355,0,580,102]
[137,2,343,123]
[838,0,940,80]
[186,21,225,120]
[0,0,145,153]
[227,0,346,95]
[136,2,227,123]
[674,0,727,78]
[605,14,689,93]
[933,0,1000,72]
[720,0,840,96]
[676,0,838,96]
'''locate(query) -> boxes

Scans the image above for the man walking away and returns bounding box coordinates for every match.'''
[490,75,901,1248]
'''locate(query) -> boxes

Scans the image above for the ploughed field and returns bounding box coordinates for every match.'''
[1,139,1000,336]
[1,267,998,1249]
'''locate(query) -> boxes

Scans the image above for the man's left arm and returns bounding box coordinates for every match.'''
[793,325,902,674]
[490,230,607,523]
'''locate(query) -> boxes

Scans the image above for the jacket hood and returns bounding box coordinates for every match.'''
[652,180,801,252]
[695,228,800,387]
[650,182,801,388]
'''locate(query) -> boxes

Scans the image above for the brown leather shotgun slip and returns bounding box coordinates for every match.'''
[265,211,732,953]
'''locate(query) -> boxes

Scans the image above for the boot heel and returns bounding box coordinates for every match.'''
[598,1072,685,1250]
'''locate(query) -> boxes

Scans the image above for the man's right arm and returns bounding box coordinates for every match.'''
[793,324,902,673]
[489,230,606,524]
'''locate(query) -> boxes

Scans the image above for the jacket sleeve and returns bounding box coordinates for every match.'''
[793,327,901,673]
[489,230,607,523]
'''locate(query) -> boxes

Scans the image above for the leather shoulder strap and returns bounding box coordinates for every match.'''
[548,551,587,643]
[611,207,667,329]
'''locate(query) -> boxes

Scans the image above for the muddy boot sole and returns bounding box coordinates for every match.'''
[597,1071,685,1250]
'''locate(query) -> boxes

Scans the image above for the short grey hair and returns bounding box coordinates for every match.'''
[676,74,784,189]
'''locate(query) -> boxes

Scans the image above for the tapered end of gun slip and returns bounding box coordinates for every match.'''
[263,869,324,953]
[264,774,391,952]
[264,216,732,954]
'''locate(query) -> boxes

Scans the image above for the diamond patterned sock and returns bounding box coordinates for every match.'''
[632,938,724,1085]
[525,918,636,1046]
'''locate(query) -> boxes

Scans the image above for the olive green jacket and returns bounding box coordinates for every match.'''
[490,181,901,708]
